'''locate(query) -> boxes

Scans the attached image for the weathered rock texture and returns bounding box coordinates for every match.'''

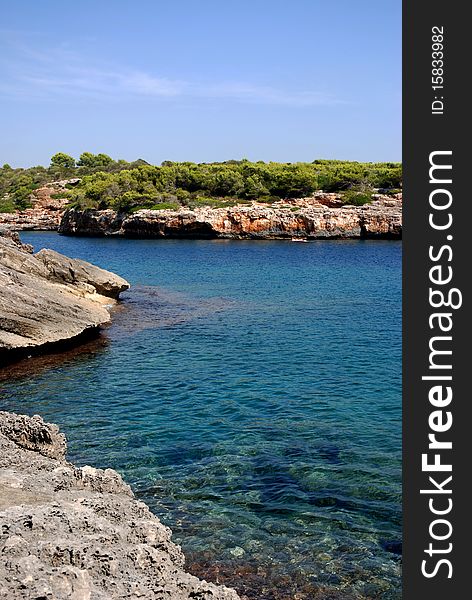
[0,411,240,599]
[0,230,129,354]
[0,180,78,231]
[59,196,402,240]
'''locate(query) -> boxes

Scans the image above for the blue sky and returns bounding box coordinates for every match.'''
[0,0,401,167]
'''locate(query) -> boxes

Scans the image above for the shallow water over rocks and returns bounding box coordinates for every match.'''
[0,233,402,599]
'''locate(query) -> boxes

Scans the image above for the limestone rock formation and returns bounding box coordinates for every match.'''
[0,180,78,231]
[0,411,240,599]
[35,249,129,299]
[0,411,66,460]
[0,230,129,354]
[59,196,402,240]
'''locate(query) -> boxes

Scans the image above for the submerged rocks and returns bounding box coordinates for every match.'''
[0,411,240,599]
[0,231,129,355]
[59,196,402,239]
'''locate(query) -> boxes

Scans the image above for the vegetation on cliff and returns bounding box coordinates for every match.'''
[0,153,148,213]
[1,154,401,214]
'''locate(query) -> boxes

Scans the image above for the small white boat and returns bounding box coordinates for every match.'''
[291,237,308,243]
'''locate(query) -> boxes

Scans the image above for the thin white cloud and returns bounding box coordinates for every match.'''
[199,82,335,107]
[0,36,341,107]
[19,70,185,99]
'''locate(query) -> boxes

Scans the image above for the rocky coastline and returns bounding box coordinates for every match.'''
[0,229,128,359]
[0,410,240,599]
[59,195,402,240]
[0,183,402,239]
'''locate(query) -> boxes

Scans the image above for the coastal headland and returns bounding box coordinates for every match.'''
[0,158,402,239]
[0,182,402,240]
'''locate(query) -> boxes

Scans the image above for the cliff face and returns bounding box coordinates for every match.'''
[59,196,402,240]
[0,411,240,600]
[0,229,129,355]
[1,187,402,240]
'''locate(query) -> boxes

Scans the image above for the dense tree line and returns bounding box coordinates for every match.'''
[1,153,401,213]
[0,153,148,212]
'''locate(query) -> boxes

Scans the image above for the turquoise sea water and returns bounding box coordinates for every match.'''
[1,233,401,599]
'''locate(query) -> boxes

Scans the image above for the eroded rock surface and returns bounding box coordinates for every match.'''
[1,186,402,240]
[0,411,240,599]
[59,196,402,240]
[0,230,129,353]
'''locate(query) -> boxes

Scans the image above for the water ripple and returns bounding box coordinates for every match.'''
[1,234,402,599]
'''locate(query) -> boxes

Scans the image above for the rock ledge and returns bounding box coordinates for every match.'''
[0,410,240,599]
[0,229,129,355]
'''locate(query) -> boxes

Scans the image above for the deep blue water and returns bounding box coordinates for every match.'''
[1,233,402,599]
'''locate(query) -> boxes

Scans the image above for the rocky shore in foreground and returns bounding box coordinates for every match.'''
[0,410,240,599]
[0,229,128,357]
[59,195,402,239]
